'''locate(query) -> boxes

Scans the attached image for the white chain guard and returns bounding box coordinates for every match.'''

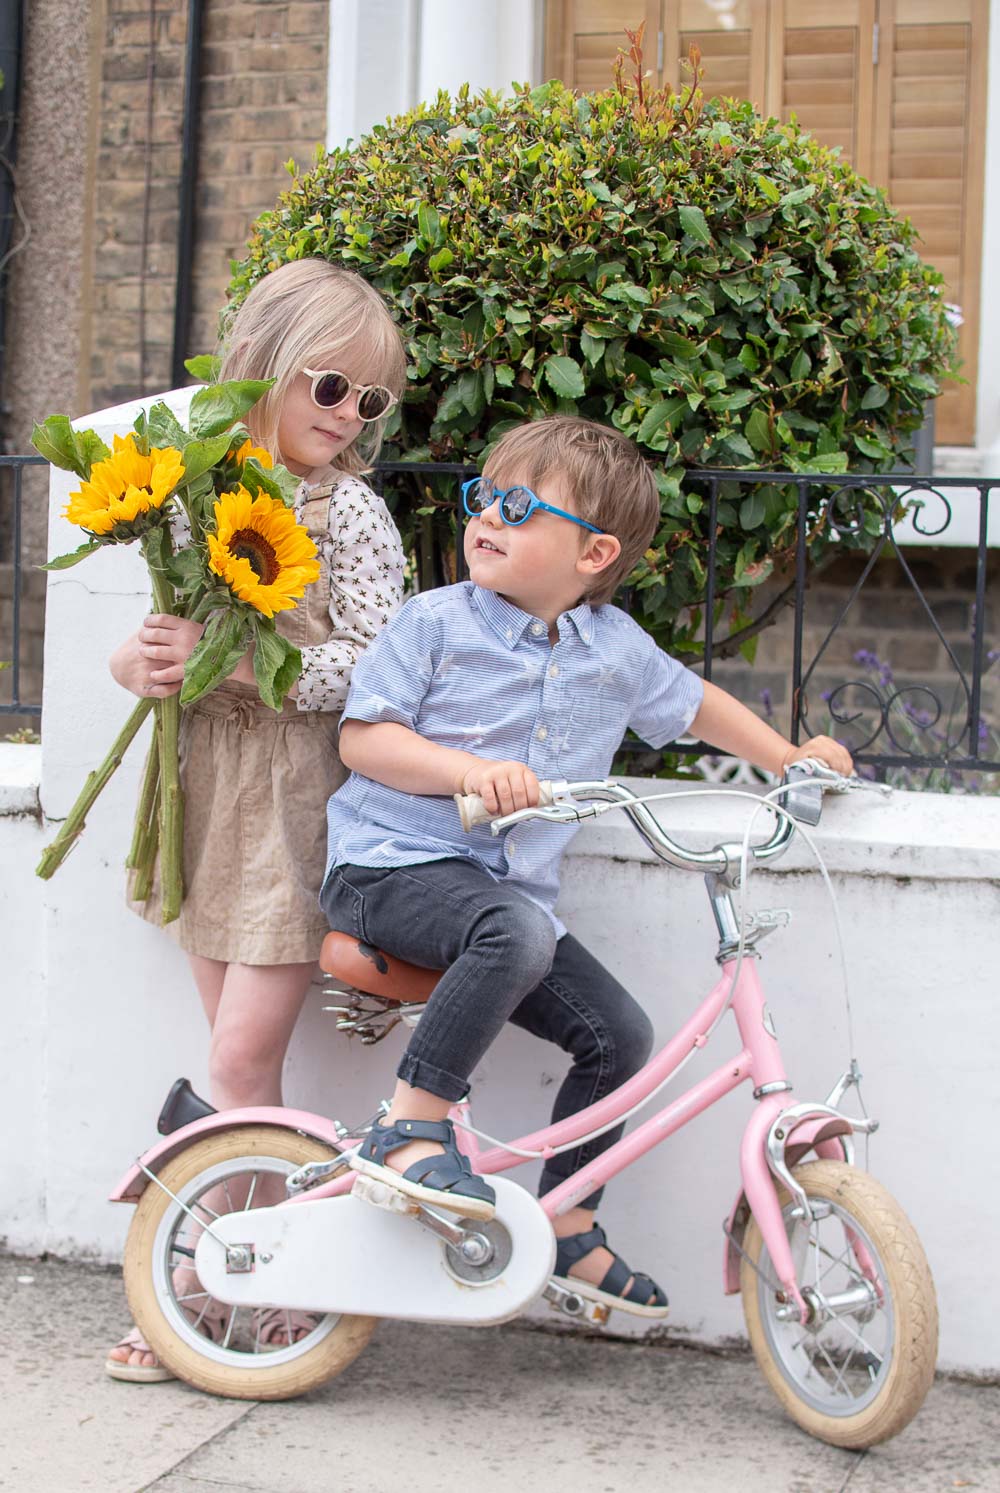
[194,1175,555,1327]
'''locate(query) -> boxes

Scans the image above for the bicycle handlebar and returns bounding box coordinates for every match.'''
[453,763,886,877]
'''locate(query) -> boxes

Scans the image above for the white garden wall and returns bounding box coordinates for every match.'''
[2,389,998,1377]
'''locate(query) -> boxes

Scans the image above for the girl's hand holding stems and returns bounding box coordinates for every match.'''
[114,614,285,699]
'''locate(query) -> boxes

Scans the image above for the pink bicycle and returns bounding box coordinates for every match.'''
[111,766,937,1447]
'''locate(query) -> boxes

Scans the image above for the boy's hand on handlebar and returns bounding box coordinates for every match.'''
[781,735,854,777]
[460,759,541,817]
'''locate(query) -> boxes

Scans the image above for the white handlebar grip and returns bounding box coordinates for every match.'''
[454,780,555,833]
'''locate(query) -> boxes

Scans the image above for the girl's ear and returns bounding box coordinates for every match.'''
[576,532,622,581]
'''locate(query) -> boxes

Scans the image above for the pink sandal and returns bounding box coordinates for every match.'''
[105,1326,175,1384]
[105,1292,232,1384]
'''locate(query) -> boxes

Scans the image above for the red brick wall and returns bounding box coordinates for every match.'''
[89,0,329,409]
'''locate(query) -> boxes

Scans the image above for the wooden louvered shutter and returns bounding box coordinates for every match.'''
[872,0,987,443]
[543,2,663,90]
[763,1,877,175]
[661,2,767,104]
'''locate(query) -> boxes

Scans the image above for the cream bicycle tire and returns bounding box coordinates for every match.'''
[740,1159,937,1448]
[124,1125,376,1400]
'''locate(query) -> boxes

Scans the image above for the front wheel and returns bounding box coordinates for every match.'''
[123,1125,376,1400]
[740,1159,937,1448]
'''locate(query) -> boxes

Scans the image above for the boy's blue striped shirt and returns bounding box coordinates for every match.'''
[324,582,704,934]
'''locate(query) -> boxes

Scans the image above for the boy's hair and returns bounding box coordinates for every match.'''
[482,416,660,607]
[218,260,406,477]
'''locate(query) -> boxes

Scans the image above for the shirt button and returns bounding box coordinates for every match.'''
[507,843,517,857]
[506,628,514,640]
[536,726,548,741]
[548,665,559,678]
[531,622,544,635]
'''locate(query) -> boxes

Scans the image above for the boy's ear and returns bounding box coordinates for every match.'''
[576,532,622,581]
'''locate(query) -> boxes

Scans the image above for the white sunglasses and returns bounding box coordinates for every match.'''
[303,367,397,423]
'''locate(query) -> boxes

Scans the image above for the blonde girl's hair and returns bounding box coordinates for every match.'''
[217,260,407,477]
[482,416,660,607]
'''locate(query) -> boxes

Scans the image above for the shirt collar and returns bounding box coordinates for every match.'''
[470,585,595,649]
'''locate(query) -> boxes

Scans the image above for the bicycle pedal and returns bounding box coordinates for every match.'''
[543,1279,611,1326]
[351,1173,421,1216]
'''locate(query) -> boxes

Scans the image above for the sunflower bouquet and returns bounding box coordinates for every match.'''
[32,365,320,922]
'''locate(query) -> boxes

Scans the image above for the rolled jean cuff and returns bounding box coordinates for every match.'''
[396,1052,470,1104]
[538,1166,604,1211]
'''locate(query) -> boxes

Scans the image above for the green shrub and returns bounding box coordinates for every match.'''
[229,69,956,656]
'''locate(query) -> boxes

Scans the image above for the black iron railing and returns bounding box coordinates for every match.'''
[0,452,46,718]
[373,463,999,785]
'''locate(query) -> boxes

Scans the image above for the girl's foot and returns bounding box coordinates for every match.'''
[350,1116,496,1219]
[105,1288,234,1384]
[105,1326,175,1383]
[553,1222,670,1319]
[253,1306,322,1349]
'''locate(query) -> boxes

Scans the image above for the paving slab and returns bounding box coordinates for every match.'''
[0,1256,252,1493]
[2,1255,997,1493]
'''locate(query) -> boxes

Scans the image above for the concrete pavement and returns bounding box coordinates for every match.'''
[1,1253,996,1493]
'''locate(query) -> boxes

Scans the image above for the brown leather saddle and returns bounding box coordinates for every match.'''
[319,932,441,1043]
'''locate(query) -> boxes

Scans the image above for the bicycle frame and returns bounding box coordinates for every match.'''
[279,935,857,1323]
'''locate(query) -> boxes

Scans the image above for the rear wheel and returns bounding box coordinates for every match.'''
[740,1160,937,1448]
[124,1125,376,1400]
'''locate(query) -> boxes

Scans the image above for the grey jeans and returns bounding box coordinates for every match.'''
[321,858,654,1206]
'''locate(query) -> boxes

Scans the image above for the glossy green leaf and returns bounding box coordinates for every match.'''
[542,356,585,399]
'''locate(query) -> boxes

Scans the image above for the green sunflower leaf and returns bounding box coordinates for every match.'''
[251,623,302,712]
[180,609,251,707]
[31,415,83,474]
[241,460,301,507]
[184,354,223,383]
[188,379,275,438]
[40,539,103,571]
[180,432,237,484]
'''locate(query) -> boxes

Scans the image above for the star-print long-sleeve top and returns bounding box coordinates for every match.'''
[293,471,406,713]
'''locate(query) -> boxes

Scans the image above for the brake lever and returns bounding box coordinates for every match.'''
[489,801,594,836]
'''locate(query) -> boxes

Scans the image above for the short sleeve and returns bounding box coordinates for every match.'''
[627,630,704,749]
[342,594,440,731]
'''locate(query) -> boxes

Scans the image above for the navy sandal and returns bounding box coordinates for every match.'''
[552,1222,670,1320]
[349,1117,496,1220]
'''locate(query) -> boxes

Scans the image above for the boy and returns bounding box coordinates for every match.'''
[321,415,851,1317]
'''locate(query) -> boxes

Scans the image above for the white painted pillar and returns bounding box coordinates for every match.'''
[327,0,542,149]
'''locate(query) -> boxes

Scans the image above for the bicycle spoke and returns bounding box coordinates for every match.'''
[220,1304,238,1351]
[222,1179,235,1215]
[245,1171,259,1211]
[833,1310,885,1364]
[176,1290,210,1304]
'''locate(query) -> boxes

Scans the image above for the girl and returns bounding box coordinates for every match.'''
[105,259,407,1381]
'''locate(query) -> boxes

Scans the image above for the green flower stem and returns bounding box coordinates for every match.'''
[35,698,154,880]
[148,548,184,925]
[127,735,160,871]
[131,791,160,904]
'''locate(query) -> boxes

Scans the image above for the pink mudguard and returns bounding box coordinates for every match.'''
[109,1106,350,1203]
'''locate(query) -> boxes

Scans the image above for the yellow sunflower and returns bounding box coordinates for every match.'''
[232,438,273,469]
[64,433,185,538]
[207,485,320,617]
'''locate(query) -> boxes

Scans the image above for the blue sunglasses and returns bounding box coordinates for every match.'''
[461,477,604,534]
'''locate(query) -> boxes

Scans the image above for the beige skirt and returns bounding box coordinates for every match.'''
[130,682,347,964]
